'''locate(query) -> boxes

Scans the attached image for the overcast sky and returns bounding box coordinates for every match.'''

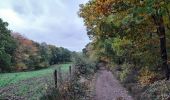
[0,0,90,51]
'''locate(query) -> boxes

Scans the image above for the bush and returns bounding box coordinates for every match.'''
[73,54,97,77]
[63,78,87,100]
[141,80,170,100]
[38,62,49,68]
[15,62,27,71]
[138,68,158,86]
[40,88,61,100]
[119,63,137,83]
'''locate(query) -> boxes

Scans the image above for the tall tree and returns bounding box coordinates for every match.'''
[0,18,16,72]
[79,0,170,79]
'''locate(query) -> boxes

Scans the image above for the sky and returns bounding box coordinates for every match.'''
[0,0,90,51]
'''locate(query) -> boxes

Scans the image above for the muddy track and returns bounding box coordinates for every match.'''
[94,68,133,100]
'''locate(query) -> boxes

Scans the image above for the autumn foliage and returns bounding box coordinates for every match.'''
[79,0,170,99]
[79,0,170,85]
[0,19,72,72]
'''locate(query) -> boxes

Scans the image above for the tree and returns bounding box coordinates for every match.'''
[38,42,51,67]
[0,18,16,72]
[79,0,170,79]
[12,33,40,70]
[49,46,71,64]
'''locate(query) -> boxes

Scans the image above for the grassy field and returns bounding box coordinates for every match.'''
[0,64,71,88]
[0,64,72,100]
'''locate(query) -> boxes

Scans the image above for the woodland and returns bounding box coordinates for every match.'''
[0,18,72,72]
[0,0,170,100]
[79,0,170,99]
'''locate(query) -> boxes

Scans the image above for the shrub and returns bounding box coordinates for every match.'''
[64,78,87,100]
[73,54,97,77]
[138,68,158,86]
[40,88,61,100]
[15,62,27,71]
[38,62,49,68]
[141,80,170,100]
[119,63,137,83]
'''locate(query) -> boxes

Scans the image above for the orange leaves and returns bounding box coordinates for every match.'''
[12,32,39,68]
[95,0,115,16]
[138,69,158,86]
[13,32,38,53]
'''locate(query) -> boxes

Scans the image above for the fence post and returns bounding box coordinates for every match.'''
[59,67,62,84]
[69,66,72,81]
[69,66,71,76]
[54,69,57,88]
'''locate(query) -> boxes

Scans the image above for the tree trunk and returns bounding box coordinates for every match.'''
[152,14,170,80]
[160,35,169,80]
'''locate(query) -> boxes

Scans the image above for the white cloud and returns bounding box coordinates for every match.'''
[0,9,24,29]
[0,0,90,51]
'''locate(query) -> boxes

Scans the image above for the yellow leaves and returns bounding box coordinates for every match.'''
[160,1,165,5]
[89,15,96,21]
[79,0,170,55]
[138,68,158,86]
[95,0,115,16]
[100,56,111,62]
[163,15,170,25]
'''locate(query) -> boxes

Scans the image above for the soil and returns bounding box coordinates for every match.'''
[94,67,133,100]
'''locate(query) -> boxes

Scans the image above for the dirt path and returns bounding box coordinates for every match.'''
[94,68,133,100]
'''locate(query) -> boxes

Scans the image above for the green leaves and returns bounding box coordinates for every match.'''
[0,49,12,71]
[79,0,170,66]
[0,18,16,72]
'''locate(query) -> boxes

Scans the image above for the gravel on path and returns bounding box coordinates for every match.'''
[94,68,133,100]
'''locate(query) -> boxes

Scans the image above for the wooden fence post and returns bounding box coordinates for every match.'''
[54,69,57,88]
[59,67,62,84]
[69,66,72,81]
[69,66,71,76]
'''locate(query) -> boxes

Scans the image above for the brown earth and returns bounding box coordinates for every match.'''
[94,67,133,100]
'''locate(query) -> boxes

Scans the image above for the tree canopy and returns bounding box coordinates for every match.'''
[0,19,73,72]
[0,18,16,72]
[79,0,170,80]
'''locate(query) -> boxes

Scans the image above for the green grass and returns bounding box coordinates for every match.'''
[0,64,72,88]
[59,64,71,72]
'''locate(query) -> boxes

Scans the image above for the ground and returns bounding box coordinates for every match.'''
[94,67,133,100]
[0,64,71,99]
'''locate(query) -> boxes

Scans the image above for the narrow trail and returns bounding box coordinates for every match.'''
[94,67,133,100]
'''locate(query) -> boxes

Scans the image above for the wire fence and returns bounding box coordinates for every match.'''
[0,64,75,100]
[53,65,76,88]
